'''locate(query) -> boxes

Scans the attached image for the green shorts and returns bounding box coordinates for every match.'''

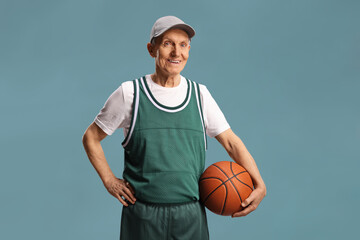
[120,200,209,240]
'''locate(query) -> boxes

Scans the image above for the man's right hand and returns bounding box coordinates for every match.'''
[104,177,136,207]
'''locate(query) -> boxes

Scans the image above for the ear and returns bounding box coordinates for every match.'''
[147,43,156,58]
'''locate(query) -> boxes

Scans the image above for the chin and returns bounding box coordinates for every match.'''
[170,67,185,74]
[170,70,184,76]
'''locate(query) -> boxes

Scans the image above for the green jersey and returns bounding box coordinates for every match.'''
[122,76,207,203]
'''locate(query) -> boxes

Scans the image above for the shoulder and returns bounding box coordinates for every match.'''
[184,77,210,95]
[184,77,213,103]
[105,80,133,101]
[103,79,137,107]
[109,80,133,94]
[191,81,212,99]
[198,83,209,94]
[121,80,135,94]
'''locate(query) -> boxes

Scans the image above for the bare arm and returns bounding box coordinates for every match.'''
[82,122,136,206]
[215,128,266,217]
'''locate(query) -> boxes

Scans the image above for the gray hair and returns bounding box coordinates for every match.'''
[150,37,157,46]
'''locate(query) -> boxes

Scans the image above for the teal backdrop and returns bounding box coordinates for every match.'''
[1,0,359,239]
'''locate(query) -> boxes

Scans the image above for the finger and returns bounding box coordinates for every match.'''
[119,187,137,203]
[115,194,129,207]
[232,204,257,218]
[241,192,256,208]
[122,187,136,203]
[126,182,136,195]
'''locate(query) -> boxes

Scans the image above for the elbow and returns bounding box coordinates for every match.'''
[224,139,237,158]
[82,134,86,145]
[226,147,235,159]
[82,130,90,146]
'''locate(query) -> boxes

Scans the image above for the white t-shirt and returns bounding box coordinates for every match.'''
[94,74,230,138]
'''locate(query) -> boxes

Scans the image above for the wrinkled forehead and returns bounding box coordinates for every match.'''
[151,28,191,45]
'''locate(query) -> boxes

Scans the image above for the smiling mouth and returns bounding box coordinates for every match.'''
[167,59,181,64]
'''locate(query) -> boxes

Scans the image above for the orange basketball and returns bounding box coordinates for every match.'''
[199,161,254,216]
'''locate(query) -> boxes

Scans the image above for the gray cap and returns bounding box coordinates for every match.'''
[150,16,195,43]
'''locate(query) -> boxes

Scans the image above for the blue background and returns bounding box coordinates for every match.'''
[1,0,359,239]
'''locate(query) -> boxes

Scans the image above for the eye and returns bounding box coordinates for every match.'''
[180,43,187,48]
[163,41,171,46]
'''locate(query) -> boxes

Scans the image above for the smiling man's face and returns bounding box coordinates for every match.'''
[148,28,191,77]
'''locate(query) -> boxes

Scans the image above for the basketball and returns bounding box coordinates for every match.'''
[199,161,254,216]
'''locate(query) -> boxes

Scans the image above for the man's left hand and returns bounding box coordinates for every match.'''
[231,186,266,218]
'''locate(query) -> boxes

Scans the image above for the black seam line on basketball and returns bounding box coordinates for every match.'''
[199,171,247,184]
[215,162,243,215]
[208,163,247,214]
[234,175,253,190]
[199,171,247,182]
[201,171,246,208]
[221,182,228,215]
[200,177,225,204]
[213,162,248,202]
[202,178,229,211]
[227,163,253,190]
[230,162,243,203]
[199,177,225,182]
[221,162,252,190]
[212,163,246,178]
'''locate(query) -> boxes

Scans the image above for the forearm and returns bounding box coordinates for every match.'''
[216,129,266,191]
[82,137,116,184]
[228,140,265,190]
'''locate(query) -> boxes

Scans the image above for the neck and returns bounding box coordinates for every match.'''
[151,70,181,88]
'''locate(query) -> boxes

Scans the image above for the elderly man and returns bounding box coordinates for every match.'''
[82,16,266,240]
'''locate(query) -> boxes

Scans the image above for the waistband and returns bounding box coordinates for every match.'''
[131,199,199,207]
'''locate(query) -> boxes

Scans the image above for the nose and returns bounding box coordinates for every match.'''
[171,45,180,57]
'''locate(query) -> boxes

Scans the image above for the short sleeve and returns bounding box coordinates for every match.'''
[199,84,230,138]
[94,81,134,135]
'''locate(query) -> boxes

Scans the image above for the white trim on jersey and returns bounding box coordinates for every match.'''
[140,77,192,113]
[193,81,207,150]
[122,79,140,148]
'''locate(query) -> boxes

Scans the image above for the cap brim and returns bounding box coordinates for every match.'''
[153,23,196,40]
[169,23,196,39]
